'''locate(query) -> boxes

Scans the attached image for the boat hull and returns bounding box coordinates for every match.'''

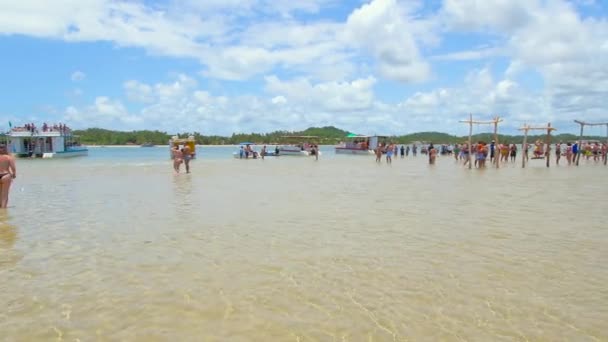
[277,149,321,156]
[335,147,374,155]
[278,149,310,156]
[233,151,280,159]
[15,149,89,158]
[48,149,89,158]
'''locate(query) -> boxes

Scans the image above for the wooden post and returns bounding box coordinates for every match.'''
[460,115,503,170]
[576,122,584,166]
[494,116,500,169]
[521,125,528,168]
[545,122,552,168]
[574,120,608,166]
[468,114,473,170]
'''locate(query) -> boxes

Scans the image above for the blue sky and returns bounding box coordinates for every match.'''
[1,0,607,135]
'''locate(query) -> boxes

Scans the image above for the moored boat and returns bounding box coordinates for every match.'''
[277,136,321,156]
[335,133,387,155]
[7,124,88,158]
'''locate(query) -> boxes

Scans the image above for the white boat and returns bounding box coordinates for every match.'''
[277,136,321,156]
[335,134,387,155]
[7,125,88,158]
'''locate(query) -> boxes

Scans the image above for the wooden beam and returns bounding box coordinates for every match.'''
[520,127,557,131]
[459,120,503,125]
[468,114,472,169]
[493,116,500,168]
[546,122,552,168]
[574,120,608,126]
[521,125,528,168]
[576,122,584,166]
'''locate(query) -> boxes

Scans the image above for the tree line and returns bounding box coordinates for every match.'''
[72,127,605,145]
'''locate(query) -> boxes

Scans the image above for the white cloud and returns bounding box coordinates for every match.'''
[3,0,608,134]
[439,0,608,128]
[61,74,402,135]
[271,96,287,105]
[0,0,436,83]
[441,0,535,32]
[70,71,86,81]
[264,75,376,112]
[431,46,504,61]
[55,63,604,136]
[343,0,432,82]
[124,74,197,104]
[64,97,142,128]
[124,80,154,103]
[397,67,553,133]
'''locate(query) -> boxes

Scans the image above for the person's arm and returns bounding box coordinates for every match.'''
[9,156,16,179]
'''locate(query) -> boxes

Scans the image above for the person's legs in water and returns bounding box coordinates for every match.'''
[0,174,13,208]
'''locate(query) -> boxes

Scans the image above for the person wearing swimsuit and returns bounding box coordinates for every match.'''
[386,144,393,164]
[510,144,517,162]
[429,143,437,164]
[172,146,183,174]
[182,145,192,173]
[0,144,17,208]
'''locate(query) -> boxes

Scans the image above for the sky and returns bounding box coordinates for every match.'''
[1,0,607,136]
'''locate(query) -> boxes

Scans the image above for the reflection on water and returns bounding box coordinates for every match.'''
[2,149,607,340]
[0,211,17,247]
[0,210,20,270]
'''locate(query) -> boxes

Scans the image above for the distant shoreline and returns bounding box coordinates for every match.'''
[87,144,279,148]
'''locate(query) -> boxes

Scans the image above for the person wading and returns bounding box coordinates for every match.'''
[0,144,17,208]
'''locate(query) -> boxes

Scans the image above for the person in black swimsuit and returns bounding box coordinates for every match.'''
[0,144,17,208]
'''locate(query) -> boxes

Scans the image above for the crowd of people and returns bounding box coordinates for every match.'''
[11,123,71,134]
[372,140,608,168]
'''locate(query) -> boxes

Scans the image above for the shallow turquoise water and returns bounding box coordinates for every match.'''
[1,147,606,341]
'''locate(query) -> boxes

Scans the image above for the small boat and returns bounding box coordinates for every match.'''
[7,124,88,158]
[276,136,322,156]
[140,142,155,147]
[335,134,387,155]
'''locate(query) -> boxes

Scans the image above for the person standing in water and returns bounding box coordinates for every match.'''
[172,146,183,174]
[0,144,17,208]
[428,143,437,164]
[400,145,405,158]
[182,145,192,173]
[375,144,383,163]
[386,144,393,164]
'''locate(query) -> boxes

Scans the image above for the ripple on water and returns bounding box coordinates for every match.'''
[1,152,607,340]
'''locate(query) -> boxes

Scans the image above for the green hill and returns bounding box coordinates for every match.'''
[73,126,605,145]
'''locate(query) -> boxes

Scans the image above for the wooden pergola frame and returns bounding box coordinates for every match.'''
[518,123,556,168]
[459,115,502,169]
[574,120,608,166]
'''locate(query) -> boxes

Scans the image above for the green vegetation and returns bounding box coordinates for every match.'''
[73,127,605,145]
